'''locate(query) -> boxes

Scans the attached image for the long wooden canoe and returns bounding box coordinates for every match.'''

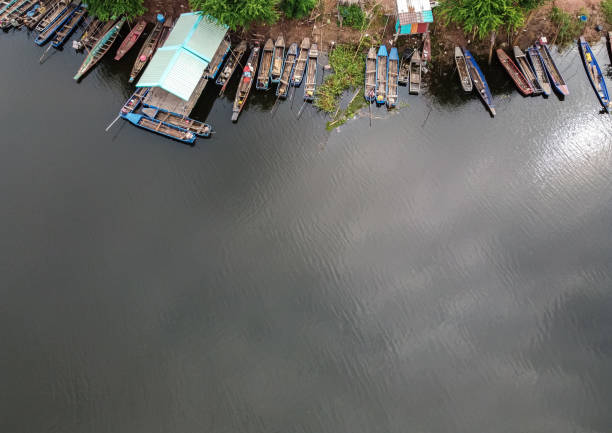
[33,0,66,31]
[22,1,53,30]
[454,46,472,92]
[128,19,163,83]
[217,40,247,93]
[536,40,569,96]
[496,48,533,96]
[387,47,399,108]
[232,43,260,122]
[375,45,387,105]
[256,38,274,90]
[51,4,86,48]
[123,112,196,144]
[270,35,285,83]
[35,2,77,45]
[398,49,412,85]
[114,19,146,61]
[277,42,297,98]
[0,0,28,20]
[74,16,125,80]
[579,36,610,113]
[304,43,318,101]
[526,46,552,96]
[409,50,421,95]
[364,46,376,102]
[140,105,212,137]
[513,46,543,95]
[291,38,310,87]
[0,0,36,28]
[463,48,495,116]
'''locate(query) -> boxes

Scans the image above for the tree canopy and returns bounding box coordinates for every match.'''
[189,0,279,30]
[87,0,146,21]
[438,0,525,39]
[281,0,317,19]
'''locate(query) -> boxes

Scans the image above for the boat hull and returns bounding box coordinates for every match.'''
[463,48,495,116]
[578,37,610,112]
[123,112,196,144]
[537,43,569,96]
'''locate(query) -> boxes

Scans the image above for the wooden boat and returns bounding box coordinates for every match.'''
[526,46,552,96]
[140,105,212,137]
[158,16,173,45]
[216,40,247,93]
[364,46,376,102]
[232,43,260,122]
[276,42,297,98]
[270,35,285,83]
[398,48,412,85]
[128,19,163,83]
[375,45,387,105]
[51,4,85,48]
[0,0,36,28]
[34,1,77,46]
[123,112,196,144]
[114,19,146,60]
[578,36,610,113]
[304,43,318,101]
[256,38,274,90]
[387,47,399,108]
[422,32,431,63]
[203,38,230,79]
[608,32,612,64]
[513,46,543,95]
[536,39,569,96]
[74,18,108,50]
[291,37,310,87]
[34,0,65,31]
[454,46,472,92]
[0,0,19,17]
[22,2,50,29]
[120,87,149,115]
[74,16,125,80]
[0,0,26,20]
[463,48,495,116]
[409,49,421,95]
[496,48,533,96]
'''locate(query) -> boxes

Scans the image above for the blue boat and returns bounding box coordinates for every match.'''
[387,47,399,108]
[375,45,388,105]
[276,42,297,98]
[526,46,552,95]
[536,39,569,96]
[579,36,610,113]
[34,2,77,46]
[123,112,197,144]
[140,104,212,137]
[463,48,495,116]
[270,35,285,83]
[51,4,86,48]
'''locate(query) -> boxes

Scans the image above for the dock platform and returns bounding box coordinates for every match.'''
[142,75,209,116]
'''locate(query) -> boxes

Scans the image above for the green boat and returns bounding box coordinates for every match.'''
[74,16,125,81]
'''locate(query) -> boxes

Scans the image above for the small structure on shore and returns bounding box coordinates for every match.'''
[394,0,433,38]
[136,12,228,102]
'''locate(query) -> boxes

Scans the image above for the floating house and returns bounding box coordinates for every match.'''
[394,0,433,37]
[137,12,228,105]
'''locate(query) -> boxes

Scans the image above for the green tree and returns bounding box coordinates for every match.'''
[281,0,317,19]
[603,0,612,25]
[438,0,525,39]
[190,0,279,30]
[87,0,146,21]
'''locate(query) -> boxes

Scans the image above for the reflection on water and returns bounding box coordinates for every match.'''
[1,29,612,433]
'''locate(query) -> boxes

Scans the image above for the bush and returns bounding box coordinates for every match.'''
[190,0,279,30]
[550,6,586,46]
[87,0,145,21]
[438,0,525,39]
[315,44,364,113]
[603,0,612,25]
[339,4,366,29]
[282,0,317,18]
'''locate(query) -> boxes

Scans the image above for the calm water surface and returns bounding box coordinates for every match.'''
[1,28,612,433]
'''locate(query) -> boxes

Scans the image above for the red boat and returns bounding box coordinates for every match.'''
[496,48,534,96]
[114,19,146,61]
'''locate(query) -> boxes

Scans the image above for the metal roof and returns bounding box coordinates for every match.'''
[396,0,433,24]
[136,12,228,101]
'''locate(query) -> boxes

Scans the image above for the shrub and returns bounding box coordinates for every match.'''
[190,0,279,30]
[87,0,145,21]
[602,0,612,25]
[338,4,366,29]
[282,0,317,18]
[438,0,525,39]
[550,6,586,46]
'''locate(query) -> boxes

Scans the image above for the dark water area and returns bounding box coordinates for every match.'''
[2,25,612,433]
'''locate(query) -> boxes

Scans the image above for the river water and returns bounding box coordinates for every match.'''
[1,27,612,433]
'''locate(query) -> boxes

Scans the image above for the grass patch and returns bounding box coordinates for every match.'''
[603,0,612,25]
[550,6,586,46]
[338,4,366,28]
[326,89,367,130]
[314,45,365,114]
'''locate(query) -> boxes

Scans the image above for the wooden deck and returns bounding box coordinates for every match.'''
[142,75,209,116]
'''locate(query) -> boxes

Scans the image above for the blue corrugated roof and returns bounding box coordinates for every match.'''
[136,12,228,100]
